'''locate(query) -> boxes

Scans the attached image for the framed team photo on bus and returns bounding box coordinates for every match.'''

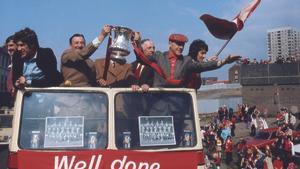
[138,116,176,146]
[44,116,84,148]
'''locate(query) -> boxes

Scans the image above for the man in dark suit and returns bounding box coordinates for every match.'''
[61,25,111,87]
[5,35,17,95]
[12,28,62,89]
[151,33,240,87]
[131,39,155,89]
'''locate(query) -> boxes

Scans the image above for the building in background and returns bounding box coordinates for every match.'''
[267,27,300,63]
[201,77,218,85]
[240,61,300,114]
[228,64,241,84]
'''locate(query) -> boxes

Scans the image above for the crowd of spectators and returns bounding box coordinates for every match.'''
[239,55,298,65]
[240,58,269,65]
[202,104,299,169]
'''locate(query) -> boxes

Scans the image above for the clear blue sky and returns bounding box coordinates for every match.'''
[1,0,299,80]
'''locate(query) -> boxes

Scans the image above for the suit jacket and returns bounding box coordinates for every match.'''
[95,58,137,87]
[61,43,97,87]
[131,61,154,86]
[186,73,202,90]
[151,51,220,87]
[12,48,62,88]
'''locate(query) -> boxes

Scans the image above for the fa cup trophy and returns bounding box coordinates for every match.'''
[109,26,133,59]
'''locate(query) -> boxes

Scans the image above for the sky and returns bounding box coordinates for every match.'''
[1,0,299,80]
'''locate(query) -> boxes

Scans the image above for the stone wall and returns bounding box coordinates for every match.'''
[242,84,300,114]
[241,62,300,85]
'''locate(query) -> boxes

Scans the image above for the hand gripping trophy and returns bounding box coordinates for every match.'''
[102,26,134,80]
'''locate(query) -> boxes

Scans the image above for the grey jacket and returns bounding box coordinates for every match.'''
[151,51,220,87]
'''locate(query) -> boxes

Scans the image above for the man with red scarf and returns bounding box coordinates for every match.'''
[150,34,240,87]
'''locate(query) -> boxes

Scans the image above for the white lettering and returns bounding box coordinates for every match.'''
[74,161,86,169]
[110,156,160,169]
[94,155,102,169]
[54,155,103,169]
[137,162,149,169]
[54,156,75,169]
[125,161,136,169]
[111,156,127,169]
[88,155,96,169]
[149,163,160,169]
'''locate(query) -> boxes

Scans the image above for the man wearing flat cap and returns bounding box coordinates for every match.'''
[149,33,240,87]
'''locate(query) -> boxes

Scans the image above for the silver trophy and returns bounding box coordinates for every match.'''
[109,26,133,59]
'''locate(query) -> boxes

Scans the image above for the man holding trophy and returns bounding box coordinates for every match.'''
[61,25,111,87]
[95,26,141,90]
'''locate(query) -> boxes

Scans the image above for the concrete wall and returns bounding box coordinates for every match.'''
[241,62,300,85]
[242,85,300,114]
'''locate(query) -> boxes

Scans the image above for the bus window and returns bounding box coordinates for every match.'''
[115,92,197,149]
[19,91,108,150]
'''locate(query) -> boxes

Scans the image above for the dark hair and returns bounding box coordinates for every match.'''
[5,35,15,44]
[14,27,39,49]
[69,33,85,45]
[188,39,208,60]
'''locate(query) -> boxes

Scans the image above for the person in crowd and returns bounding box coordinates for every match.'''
[240,146,255,168]
[264,149,274,169]
[224,136,233,165]
[273,156,283,169]
[250,113,258,136]
[5,35,17,106]
[287,157,297,169]
[231,114,237,136]
[216,136,222,158]
[12,28,62,89]
[218,107,225,122]
[283,136,293,167]
[258,114,268,130]
[289,112,296,130]
[221,124,231,142]
[136,33,240,88]
[185,39,218,90]
[276,111,284,126]
[281,107,289,124]
[271,137,281,158]
[236,139,247,166]
[61,25,111,87]
[212,152,221,169]
[131,38,155,89]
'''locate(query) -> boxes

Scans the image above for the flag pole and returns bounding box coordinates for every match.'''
[215,31,237,57]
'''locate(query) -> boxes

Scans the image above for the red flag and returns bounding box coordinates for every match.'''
[233,0,261,31]
[200,0,261,40]
[200,14,237,40]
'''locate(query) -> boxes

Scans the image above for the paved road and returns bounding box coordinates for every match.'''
[0,144,9,169]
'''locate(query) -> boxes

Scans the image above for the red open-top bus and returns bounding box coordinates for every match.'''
[8,87,205,169]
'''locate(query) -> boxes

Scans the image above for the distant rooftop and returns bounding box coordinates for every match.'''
[199,83,241,91]
[267,27,298,32]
